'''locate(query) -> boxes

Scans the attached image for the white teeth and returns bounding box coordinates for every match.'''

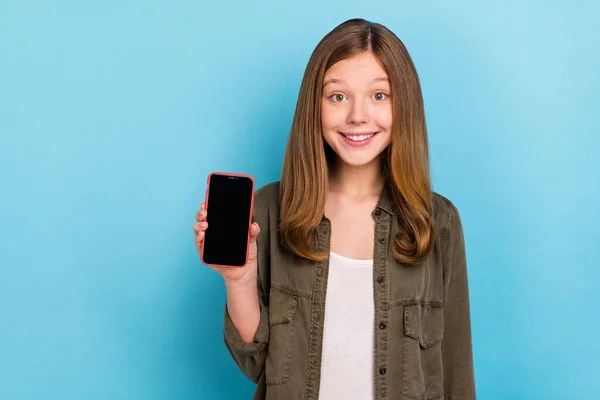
[343,133,375,141]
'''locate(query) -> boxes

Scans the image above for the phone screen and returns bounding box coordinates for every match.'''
[202,173,254,267]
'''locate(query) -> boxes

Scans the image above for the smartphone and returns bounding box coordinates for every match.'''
[201,172,255,268]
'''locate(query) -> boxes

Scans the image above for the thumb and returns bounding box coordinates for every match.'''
[249,222,260,241]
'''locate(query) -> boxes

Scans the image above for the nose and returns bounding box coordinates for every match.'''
[346,98,369,125]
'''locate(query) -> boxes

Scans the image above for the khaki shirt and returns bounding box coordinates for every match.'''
[223,181,475,399]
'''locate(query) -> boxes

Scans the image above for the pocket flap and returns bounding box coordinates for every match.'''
[268,289,298,327]
[404,304,443,348]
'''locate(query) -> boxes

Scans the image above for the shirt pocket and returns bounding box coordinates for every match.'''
[402,304,444,400]
[265,288,298,387]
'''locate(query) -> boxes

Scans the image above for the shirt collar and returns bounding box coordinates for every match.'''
[376,183,395,215]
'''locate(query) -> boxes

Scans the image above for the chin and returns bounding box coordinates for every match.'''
[337,152,382,167]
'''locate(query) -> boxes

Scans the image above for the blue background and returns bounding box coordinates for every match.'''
[1,1,598,399]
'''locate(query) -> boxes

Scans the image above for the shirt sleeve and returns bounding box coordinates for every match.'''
[441,203,476,399]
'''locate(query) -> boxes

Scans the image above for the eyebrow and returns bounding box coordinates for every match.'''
[323,76,389,87]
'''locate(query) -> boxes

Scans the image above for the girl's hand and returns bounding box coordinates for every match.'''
[193,201,260,285]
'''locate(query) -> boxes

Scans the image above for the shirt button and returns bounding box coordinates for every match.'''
[375,209,382,216]
[379,367,387,375]
[376,276,384,284]
[379,322,387,330]
[378,237,385,243]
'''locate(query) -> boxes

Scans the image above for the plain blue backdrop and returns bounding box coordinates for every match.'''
[1,0,599,399]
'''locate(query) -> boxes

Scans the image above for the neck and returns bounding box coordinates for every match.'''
[328,156,385,197]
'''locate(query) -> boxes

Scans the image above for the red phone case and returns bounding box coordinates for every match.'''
[201,171,255,268]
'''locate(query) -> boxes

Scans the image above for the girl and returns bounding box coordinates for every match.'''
[194,18,475,400]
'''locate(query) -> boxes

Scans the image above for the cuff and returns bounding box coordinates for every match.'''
[223,303,269,357]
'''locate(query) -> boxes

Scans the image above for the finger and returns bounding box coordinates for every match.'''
[195,210,206,222]
[193,221,208,234]
[195,230,205,246]
[200,201,206,211]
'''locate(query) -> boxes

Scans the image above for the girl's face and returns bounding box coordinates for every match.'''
[321,51,393,168]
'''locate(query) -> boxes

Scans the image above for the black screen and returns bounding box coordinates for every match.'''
[202,173,254,267]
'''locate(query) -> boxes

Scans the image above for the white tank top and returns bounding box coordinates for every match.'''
[318,251,375,400]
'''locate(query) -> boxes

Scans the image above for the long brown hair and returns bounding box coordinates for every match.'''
[280,18,435,265]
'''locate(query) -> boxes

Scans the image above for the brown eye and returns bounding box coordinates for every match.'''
[373,92,388,101]
[330,94,346,102]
